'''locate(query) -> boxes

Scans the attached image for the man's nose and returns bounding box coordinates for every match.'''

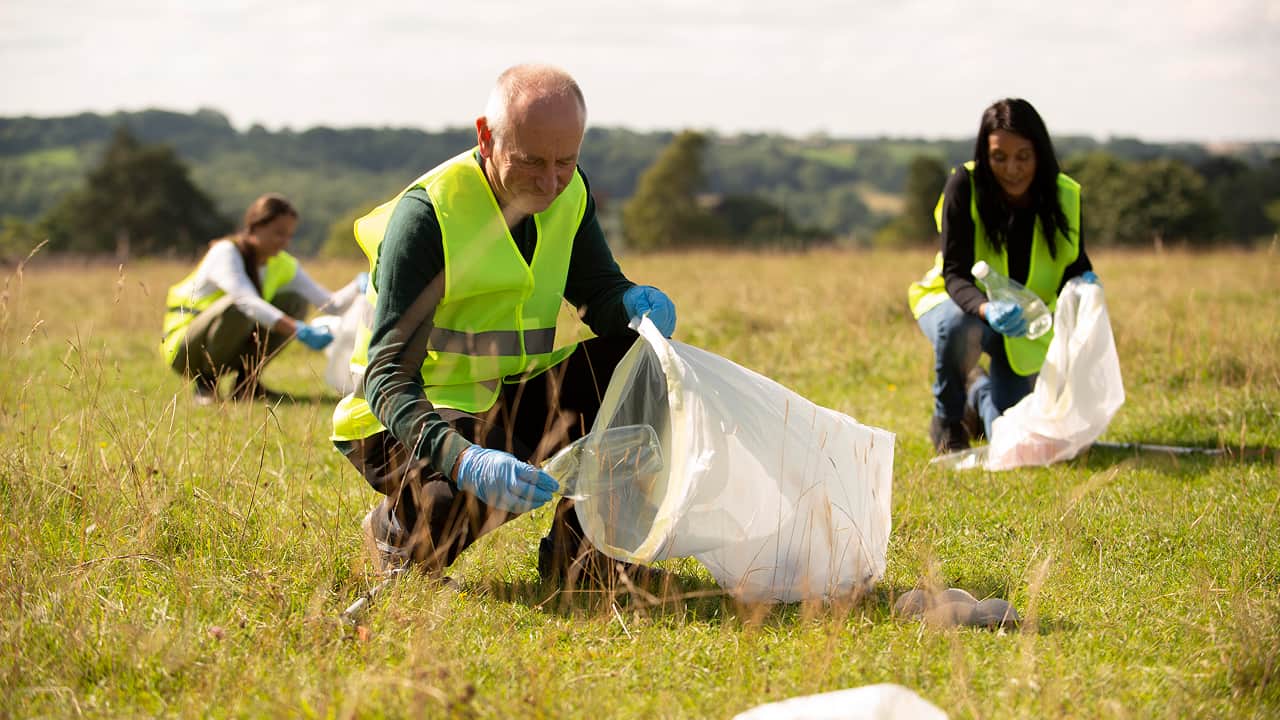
[535,167,557,193]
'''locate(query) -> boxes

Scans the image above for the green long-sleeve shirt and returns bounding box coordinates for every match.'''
[364,166,636,478]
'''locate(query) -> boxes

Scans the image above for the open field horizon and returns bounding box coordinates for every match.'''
[2,247,1277,718]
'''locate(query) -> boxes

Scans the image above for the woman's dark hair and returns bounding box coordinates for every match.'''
[972,98,1069,256]
[230,193,298,295]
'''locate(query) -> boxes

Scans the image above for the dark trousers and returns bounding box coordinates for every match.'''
[340,335,637,576]
[916,298,1036,437]
[170,292,310,383]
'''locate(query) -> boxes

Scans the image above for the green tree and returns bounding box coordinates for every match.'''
[714,194,792,239]
[621,131,722,251]
[41,126,230,256]
[874,154,946,247]
[0,216,45,264]
[1265,199,1280,234]
[319,201,380,259]
[818,184,874,242]
[1066,152,1133,246]
[1137,158,1215,246]
[1067,152,1214,247]
[1199,156,1280,243]
[704,193,828,248]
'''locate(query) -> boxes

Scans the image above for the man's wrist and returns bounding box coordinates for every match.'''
[440,432,474,485]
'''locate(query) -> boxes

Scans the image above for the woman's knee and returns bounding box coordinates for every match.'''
[272,291,310,321]
[936,308,985,366]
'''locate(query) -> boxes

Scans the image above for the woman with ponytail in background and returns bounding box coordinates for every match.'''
[162,193,366,404]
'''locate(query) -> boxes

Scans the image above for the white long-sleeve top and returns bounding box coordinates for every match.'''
[176,239,361,326]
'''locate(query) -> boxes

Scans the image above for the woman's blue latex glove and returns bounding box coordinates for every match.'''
[623,285,677,337]
[455,447,559,514]
[1080,271,1101,286]
[984,301,1029,338]
[356,271,370,293]
[295,323,334,350]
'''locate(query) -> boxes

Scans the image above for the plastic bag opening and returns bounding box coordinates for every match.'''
[574,318,895,602]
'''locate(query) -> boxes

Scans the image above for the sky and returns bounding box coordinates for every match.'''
[2,0,1278,143]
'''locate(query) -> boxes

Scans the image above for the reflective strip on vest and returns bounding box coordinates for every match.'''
[160,247,299,365]
[905,162,1080,375]
[330,149,591,442]
[426,327,557,356]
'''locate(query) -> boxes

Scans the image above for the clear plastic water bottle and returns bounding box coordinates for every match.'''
[542,424,664,501]
[972,261,1053,340]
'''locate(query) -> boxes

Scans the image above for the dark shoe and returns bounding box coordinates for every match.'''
[231,371,288,403]
[962,404,985,442]
[537,497,676,596]
[964,366,988,441]
[193,377,219,406]
[929,415,970,454]
[537,535,673,596]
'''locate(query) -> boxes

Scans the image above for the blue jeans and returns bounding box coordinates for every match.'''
[916,299,1036,438]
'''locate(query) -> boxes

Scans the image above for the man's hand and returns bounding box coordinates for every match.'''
[455,447,559,514]
[623,285,677,337]
[984,301,1028,338]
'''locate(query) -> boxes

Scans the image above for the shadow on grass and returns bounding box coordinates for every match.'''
[263,391,340,406]
[477,573,1080,635]
[480,572,736,624]
[202,389,338,407]
[1081,441,1276,473]
[344,569,1077,638]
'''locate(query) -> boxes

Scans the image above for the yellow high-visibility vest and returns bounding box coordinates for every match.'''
[907,161,1080,375]
[161,246,298,364]
[331,149,592,442]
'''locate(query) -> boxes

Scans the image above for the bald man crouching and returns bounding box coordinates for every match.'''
[331,63,678,592]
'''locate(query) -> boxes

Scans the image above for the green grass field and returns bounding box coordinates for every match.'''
[2,248,1277,718]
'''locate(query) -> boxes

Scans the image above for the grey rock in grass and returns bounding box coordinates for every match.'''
[939,587,977,605]
[893,586,1019,631]
[923,600,977,627]
[892,589,931,617]
[970,598,1020,629]
[893,587,976,616]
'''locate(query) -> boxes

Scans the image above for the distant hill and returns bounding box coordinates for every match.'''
[2,109,1276,253]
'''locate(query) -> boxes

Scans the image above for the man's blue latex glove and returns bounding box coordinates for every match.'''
[1080,270,1101,286]
[295,323,334,350]
[623,285,677,337]
[356,271,370,293]
[984,301,1028,338]
[455,447,559,514]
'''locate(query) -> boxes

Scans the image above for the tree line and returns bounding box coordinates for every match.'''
[623,132,1280,251]
[1,109,1276,261]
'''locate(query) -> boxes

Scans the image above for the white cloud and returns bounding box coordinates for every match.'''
[0,0,1275,140]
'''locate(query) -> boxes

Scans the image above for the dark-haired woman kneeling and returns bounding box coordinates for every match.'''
[908,99,1099,453]
[162,193,366,404]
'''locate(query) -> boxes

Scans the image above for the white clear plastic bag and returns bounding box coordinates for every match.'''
[573,318,894,602]
[315,295,373,396]
[732,684,948,720]
[934,278,1125,471]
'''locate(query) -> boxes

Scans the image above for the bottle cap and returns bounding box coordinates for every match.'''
[971,261,990,279]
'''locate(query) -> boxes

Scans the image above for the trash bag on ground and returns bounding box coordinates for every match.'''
[934,277,1124,471]
[572,317,894,603]
[732,683,948,720]
[313,294,373,396]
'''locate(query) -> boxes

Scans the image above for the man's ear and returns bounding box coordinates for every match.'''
[476,117,493,157]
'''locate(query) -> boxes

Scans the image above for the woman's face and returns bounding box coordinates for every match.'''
[246,214,296,259]
[987,130,1036,202]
